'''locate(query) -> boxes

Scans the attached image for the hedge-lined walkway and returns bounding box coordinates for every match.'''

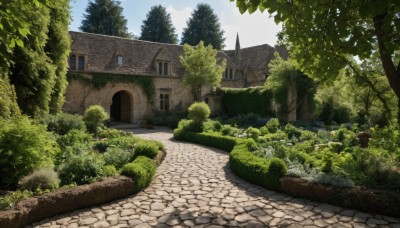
[30,127,399,228]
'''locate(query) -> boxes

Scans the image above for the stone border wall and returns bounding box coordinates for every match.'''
[0,150,166,228]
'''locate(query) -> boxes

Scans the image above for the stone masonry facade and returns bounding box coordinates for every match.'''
[63,31,288,124]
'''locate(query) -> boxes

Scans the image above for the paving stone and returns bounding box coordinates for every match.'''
[195,216,212,224]
[367,218,389,225]
[151,202,165,210]
[235,213,255,222]
[93,221,110,228]
[79,218,98,226]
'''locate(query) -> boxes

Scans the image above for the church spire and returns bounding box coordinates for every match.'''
[235,32,241,65]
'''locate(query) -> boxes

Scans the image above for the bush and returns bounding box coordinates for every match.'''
[84,105,109,137]
[245,127,261,142]
[0,116,59,187]
[58,145,105,185]
[266,118,280,133]
[108,135,138,150]
[173,119,197,140]
[120,156,156,190]
[57,129,93,148]
[230,141,287,190]
[203,120,223,132]
[0,190,33,210]
[134,142,159,159]
[188,102,210,131]
[38,113,86,135]
[102,165,118,177]
[104,147,134,169]
[18,169,60,191]
[93,140,109,152]
[98,128,128,139]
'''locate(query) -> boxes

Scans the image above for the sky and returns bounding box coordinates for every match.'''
[69,0,282,50]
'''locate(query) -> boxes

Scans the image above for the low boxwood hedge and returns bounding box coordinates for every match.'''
[120,156,156,191]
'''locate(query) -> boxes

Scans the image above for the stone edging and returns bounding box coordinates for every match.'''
[0,150,166,228]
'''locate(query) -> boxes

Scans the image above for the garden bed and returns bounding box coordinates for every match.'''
[0,150,166,228]
[173,119,400,217]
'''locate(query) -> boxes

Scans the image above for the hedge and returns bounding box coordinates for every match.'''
[120,156,157,191]
[218,87,274,116]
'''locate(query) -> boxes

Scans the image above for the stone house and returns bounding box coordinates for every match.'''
[63,31,288,124]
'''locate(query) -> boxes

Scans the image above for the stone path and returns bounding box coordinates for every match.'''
[30,127,400,228]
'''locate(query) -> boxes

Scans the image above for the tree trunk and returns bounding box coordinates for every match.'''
[373,13,400,100]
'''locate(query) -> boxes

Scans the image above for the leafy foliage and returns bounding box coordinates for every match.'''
[181,3,225,50]
[120,156,157,190]
[0,190,33,211]
[188,102,211,123]
[180,41,226,101]
[80,0,131,38]
[104,147,133,169]
[38,112,86,135]
[0,116,59,187]
[219,87,274,117]
[134,142,159,159]
[84,105,109,138]
[140,5,178,44]
[18,168,60,191]
[231,0,400,100]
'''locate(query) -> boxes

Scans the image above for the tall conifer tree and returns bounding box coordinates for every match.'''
[140,5,178,44]
[80,0,131,38]
[181,4,225,50]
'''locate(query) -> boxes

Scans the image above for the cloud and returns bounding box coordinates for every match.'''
[166,6,193,40]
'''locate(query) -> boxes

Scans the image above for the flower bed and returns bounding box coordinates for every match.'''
[0,150,165,228]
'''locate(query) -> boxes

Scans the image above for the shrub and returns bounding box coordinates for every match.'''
[38,113,86,135]
[266,118,280,133]
[93,140,109,152]
[120,156,156,190]
[245,127,261,142]
[134,142,159,159]
[188,102,210,131]
[18,169,60,191]
[57,129,93,148]
[98,128,128,139]
[0,116,59,187]
[0,190,33,210]
[58,145,105,185]
[104,147,134,169]
[173,119,197,140]
[220,125,240,136]
[108,135,138,150]
[284,123,302,139]
[203,120,223,132]
[102,165,118,177]
[84,105,109,137]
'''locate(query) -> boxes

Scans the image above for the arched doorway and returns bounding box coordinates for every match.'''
[110,91,132,123]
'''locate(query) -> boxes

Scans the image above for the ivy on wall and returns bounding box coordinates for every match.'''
[67,72,155,102]
[218,87,274,117]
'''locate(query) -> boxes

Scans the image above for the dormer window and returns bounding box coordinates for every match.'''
[225,68,234,80]
[157,61,170,76]
[117,55,123,65]
[69,54,86,71]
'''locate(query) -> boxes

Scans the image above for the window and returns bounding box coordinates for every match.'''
[224,68,234,80]
[78,56,85,70]
[157,61,170,76]
[117,55,123,65]
[159,94,170,111]
[69,55,76,70]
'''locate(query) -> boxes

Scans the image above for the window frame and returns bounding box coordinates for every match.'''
[157,60,170,76]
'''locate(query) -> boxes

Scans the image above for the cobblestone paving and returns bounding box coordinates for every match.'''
[30,127,400,228]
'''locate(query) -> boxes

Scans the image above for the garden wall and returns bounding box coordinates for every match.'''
[0,150,166,228]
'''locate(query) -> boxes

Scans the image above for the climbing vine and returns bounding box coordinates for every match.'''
[67,72,155,102]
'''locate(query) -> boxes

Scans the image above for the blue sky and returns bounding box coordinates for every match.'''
[69,0,282,50]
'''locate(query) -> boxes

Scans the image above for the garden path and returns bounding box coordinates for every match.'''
[30,127,400,228]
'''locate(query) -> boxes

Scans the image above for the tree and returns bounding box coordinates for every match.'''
[84,105,109,138]
[140,5,178,44]
[80,0,131,38]
[231,0,400,100]
[181,3,225,50]
[9,0,71,117]
[180,41,226,101]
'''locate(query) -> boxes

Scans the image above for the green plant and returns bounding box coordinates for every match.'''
[203,120,223,132]
[284,123,302,139]
[57,129,93,148]
[120,156,156,190]
[58,145,105,185]
[104,147,134,169]
[0,190,33,211]
[98,128,128,139]
[245,127,261,142]
[38,113,86,135]
[93,140,109,152]
[134,142,159,159]
[188,102,211,131]
[84,105,109,138]
[266,118,280,133]
[102,165,118,177]
[18,169,60,191]
[0,116,59,187]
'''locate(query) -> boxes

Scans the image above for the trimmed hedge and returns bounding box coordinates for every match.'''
[174,130,237,152]
[219,87,274,116]
[230,141,287,190]
[120,156,156,191]
[134,142,159,159]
